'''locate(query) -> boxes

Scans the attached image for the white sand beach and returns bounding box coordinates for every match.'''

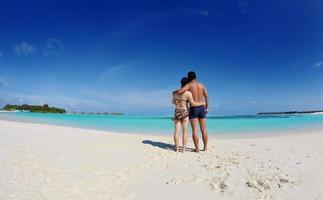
[312,112,323,115]
[0,119,323,200]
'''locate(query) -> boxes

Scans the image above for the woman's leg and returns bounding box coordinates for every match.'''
[173,120,181,152]
[181,117,189,152]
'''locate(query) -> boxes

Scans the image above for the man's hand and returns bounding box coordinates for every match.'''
[203,86,209,114]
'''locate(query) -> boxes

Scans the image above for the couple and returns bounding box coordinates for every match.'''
[172,71,209,153]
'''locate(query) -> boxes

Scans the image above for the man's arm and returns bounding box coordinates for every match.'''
[172,84,190,95]
[187,92,205,107]
[203,86,209,113]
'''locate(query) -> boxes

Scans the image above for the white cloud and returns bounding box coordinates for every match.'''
[4,89,104,111]
[114,10,210,37]
[14,42,35,55]
[0,77,11,87]
[118,89,172,108]
[98,61,137,80]
[78,86,173,112]
[0,79,6,86]
[2,85,173,113]
[42,38,63,56]
[99,64,128,79]
[314,61,323,68]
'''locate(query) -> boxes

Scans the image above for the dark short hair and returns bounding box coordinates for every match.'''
[181,77,189,87]
[187,71,196,81]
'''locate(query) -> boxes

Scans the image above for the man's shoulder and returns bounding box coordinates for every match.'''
[185,82,194,89]
[197,82,205,88]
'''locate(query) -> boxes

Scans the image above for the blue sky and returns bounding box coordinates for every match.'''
[0,0,323,115]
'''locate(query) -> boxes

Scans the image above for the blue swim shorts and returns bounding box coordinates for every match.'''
[189,105,206,119]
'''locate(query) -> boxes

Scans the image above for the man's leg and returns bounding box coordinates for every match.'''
[190,118,199,152]
[198,118,208,151]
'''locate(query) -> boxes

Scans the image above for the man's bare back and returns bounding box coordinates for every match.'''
[187,80,207,106]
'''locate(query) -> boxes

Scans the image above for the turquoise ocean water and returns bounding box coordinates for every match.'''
[1,112,323,135]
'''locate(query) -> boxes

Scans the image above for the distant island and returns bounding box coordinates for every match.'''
[2,104,66,114]
[258,110,323,115]
[71,111,124,115]
[1,104,124,115]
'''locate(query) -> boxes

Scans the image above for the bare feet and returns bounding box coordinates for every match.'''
[194,149,200,153]
[182,147,186,153]
[203,146,208,151]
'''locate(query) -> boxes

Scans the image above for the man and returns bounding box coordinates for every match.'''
[173,71,209,152]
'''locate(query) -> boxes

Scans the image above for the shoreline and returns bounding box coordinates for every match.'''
[1,116,323,139]
[0,110,19,113]
[311,111,323,115]
[1,119,323,199]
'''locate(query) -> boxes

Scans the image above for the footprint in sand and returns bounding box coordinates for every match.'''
[209,179,228,193]
[246,179,270,192]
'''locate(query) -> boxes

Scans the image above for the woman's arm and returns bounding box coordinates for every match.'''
[172,94,176,105]
[187,92,205,106]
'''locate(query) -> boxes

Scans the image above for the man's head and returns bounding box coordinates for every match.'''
[181,77,189,87]
[187,71,196,82]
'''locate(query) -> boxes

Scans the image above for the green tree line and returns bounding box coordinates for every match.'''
[3,104,66,114]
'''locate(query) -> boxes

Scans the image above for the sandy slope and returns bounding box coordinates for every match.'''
[0,119,323,200]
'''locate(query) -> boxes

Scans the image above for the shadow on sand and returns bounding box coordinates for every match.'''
[142,140,174,150]
[142,140,195,152]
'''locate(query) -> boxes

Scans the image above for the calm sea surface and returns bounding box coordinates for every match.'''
[1,112,323,135]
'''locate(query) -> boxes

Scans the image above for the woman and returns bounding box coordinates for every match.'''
[172,77,205,152]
